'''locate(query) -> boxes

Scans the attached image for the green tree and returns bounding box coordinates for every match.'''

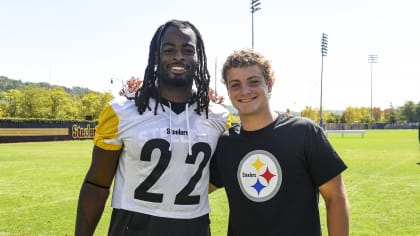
[20,85,50,118]
[0,89,23,117]
[0,76,25,92]
[400,101,417,122]
[360,107,371,123]
[300,106,318,122]
[0,77,113,119]
[384,103,398,123]
[67,97,83,119]
[373,107,382,122]
[342,107,362,124]
[324,110,341,123]
[80,92,113,120]
[47,87,73,119]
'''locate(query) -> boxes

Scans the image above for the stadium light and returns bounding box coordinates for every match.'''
[250,0,262,49]
[319,33,328,129]
[368,54,378,124]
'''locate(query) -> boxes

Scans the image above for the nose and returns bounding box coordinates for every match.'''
[239,83,252,94]
[173,50,184,61]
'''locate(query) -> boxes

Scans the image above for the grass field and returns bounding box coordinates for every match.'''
[0,130,419,235]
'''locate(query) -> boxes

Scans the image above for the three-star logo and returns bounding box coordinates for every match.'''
[237,150,282,202]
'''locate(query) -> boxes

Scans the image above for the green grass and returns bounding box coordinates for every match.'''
[0,141,110,236]
[0,130,419,235]
[325,130,420,235]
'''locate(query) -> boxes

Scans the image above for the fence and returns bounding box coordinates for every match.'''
[0,119,97,143]
[324,122,419,130]
[324,123,369,130]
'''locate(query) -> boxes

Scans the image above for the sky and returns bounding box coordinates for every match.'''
[1,0,419,112]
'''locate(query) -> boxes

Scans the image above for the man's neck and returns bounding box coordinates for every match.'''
[159,87,193,103]
[240,110,278,131]
[158,79,194,103]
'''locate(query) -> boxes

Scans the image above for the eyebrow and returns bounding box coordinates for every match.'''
[247,75,262,80]
[228,75,263,84]
[161,42,196,49]
[161,42,175,47]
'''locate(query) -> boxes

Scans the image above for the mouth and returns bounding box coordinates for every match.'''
[168,64,189,74]
[238,96,256,103]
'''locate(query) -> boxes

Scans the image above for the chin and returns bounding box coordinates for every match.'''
[160,75,193,87]
[234,106,257,116]
[170,78,193,87]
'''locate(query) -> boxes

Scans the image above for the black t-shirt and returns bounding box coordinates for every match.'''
[210,113,347,236]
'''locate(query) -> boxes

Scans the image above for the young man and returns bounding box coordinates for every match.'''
[210,49,349,236]
[75,19,230,236]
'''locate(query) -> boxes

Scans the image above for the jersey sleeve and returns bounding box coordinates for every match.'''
[307,123,347,186]
[93,103,123,151]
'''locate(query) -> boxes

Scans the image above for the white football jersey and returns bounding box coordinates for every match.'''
[94,96,230,219]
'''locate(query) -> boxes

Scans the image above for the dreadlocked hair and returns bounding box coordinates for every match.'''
[134,19,210,117]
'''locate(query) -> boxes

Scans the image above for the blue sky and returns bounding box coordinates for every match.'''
[1,0,419,111]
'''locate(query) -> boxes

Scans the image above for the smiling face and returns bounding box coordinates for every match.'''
[226,65,272,117]
[157,26,198,88]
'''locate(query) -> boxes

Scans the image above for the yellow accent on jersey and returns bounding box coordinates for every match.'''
[93,104,122,151]
[226,112,233,129]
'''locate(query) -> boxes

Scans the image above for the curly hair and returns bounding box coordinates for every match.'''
[135,19,210,117]
[221,48,275,85]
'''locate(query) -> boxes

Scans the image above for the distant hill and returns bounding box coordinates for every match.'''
[0,75,96,96]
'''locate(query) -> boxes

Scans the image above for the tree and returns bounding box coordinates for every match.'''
[373,107,382,122]
[400,101,417,122]
[80,93,100,120]
[0,89,23,117]
[119,76,143,97]
[0,76,25,93]
[342,107,362,124]
[79,92,113,120]
[324,110,341,123]
[18,85,50,118]
[384,103,398,124]
[360,107,371,123]
[300,106,318,122]
[47,87,73,119]
[0,77,113,120]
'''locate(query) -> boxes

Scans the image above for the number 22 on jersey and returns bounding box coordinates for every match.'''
[134,138,211,205]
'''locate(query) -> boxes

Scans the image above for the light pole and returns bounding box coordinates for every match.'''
[250,0,261,49]
[368,54,378,124]
[320,33,328,129]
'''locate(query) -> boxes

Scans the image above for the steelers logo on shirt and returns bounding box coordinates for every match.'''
[237,150,282,202]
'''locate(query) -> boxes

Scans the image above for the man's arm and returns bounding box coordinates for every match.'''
[75,146,121,236]
[319,174,350,236]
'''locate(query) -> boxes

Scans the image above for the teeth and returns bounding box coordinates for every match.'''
[240,98,253,102]
[171,66,185,70]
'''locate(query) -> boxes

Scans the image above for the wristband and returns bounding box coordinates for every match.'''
[84,180,110,189]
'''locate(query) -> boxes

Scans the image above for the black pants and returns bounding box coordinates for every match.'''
[108,208,211,236]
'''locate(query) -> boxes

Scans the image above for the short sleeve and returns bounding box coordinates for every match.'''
[307,124,347,186]
[93,104,123,150]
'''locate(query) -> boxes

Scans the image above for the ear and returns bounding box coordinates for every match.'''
[267,79,273,93]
